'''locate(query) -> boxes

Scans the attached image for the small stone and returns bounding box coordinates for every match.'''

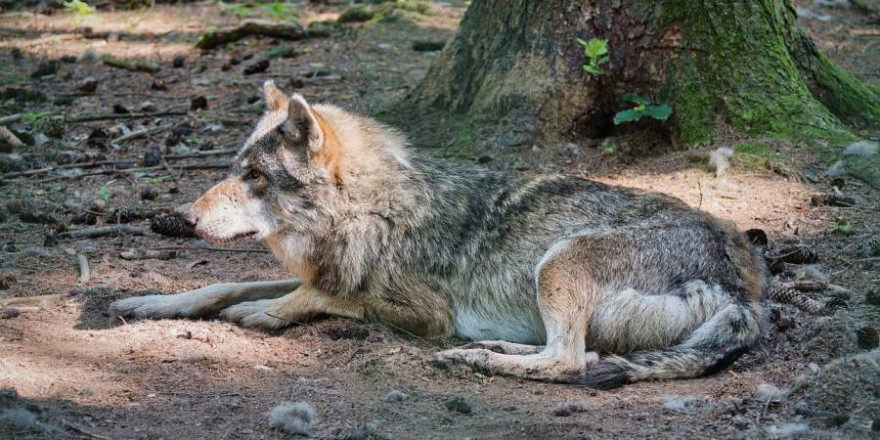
[140,101,157,113]
[140,187,157,201]
[290,78,305,89]
[143,147,162,167]
[151,79,168,91]
[755,383,784,402]
[190,96,208,111]
[866,289,880,307]
[243,59,270,75]
[444,396,472,414]
[267,401,315,436]
[856,326,879,350]
[112,103,129,114]
[0,308,20,319]
[843,141,878,157]
[78,76,98,93]
[172,55,186,68]
[732,415,748,429]
[0,275,16,290]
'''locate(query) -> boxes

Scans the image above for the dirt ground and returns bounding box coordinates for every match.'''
[1,1,879,439]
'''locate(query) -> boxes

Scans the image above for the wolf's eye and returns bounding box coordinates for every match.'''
[244,168,261,181]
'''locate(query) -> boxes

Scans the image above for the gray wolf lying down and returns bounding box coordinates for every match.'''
[111,81,768,389]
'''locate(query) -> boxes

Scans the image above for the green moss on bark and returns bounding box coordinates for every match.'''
[653,0,859,145]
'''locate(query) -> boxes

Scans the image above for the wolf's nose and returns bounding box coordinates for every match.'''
[176,203,198,227]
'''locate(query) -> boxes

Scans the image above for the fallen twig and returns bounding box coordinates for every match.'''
[152,245,271,254]
[196,20,306,50]
[120,249,180,260]
[61,419,113,440]
[63,225,145,239]
[66,110,188,123]
[77,253,90,283]
[110,124,173,145]
[102,54,159,73]
[0,114,23,125]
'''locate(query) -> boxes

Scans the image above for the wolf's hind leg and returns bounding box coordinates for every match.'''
[435,239,601,381]
[110,278,301,320]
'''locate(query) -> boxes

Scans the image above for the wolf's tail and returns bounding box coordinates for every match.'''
[573,301,765,389]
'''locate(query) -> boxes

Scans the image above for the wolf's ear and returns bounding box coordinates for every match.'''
[264,81,289,112]
[286,94,342,181]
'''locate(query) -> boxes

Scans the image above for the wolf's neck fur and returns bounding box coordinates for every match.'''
[282,105,513,296]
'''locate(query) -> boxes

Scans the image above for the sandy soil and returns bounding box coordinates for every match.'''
[1,1,879,439]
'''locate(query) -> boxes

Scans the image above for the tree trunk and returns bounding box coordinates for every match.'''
[391,0,880,164]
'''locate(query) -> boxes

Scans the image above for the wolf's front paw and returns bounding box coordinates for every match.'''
[110,295,195,319]
[458,340,543,355]
[432,348,495,372]
[219,300,292,330]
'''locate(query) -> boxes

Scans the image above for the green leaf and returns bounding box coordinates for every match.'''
[621,94,651,105]
[643,104,673,120]
[575,37,589,47]
[21,111,54,122]
[583,38,608,59]
[835,219,854,235]
[613,109,644,125]
[597,54,610,65]
[98,187,111,201]
[583,65,601,75]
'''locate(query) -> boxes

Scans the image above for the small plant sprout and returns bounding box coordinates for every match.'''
[20,112,54,122]
[63,0,96,15]
[576,37,609,75]
[613,94,673,125]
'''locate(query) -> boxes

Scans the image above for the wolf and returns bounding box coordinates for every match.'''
[110,81,768,388]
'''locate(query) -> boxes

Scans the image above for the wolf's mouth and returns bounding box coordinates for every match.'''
[198,230,259,244]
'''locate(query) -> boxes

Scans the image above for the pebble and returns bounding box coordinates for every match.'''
[190,96,208,111]
[78,76,98,93]
[444,396,472,414]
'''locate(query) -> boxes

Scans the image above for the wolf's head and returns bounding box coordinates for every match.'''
[181,81,350,244]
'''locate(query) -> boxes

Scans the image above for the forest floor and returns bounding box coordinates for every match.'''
[0,1,879,439]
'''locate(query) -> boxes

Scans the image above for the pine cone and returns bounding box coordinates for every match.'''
[769,282,825,315]
[765,244,818,274]
[149,213,196,238]
[106,207,143,224]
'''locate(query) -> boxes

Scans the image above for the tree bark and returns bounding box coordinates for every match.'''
[391,0,880,160]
